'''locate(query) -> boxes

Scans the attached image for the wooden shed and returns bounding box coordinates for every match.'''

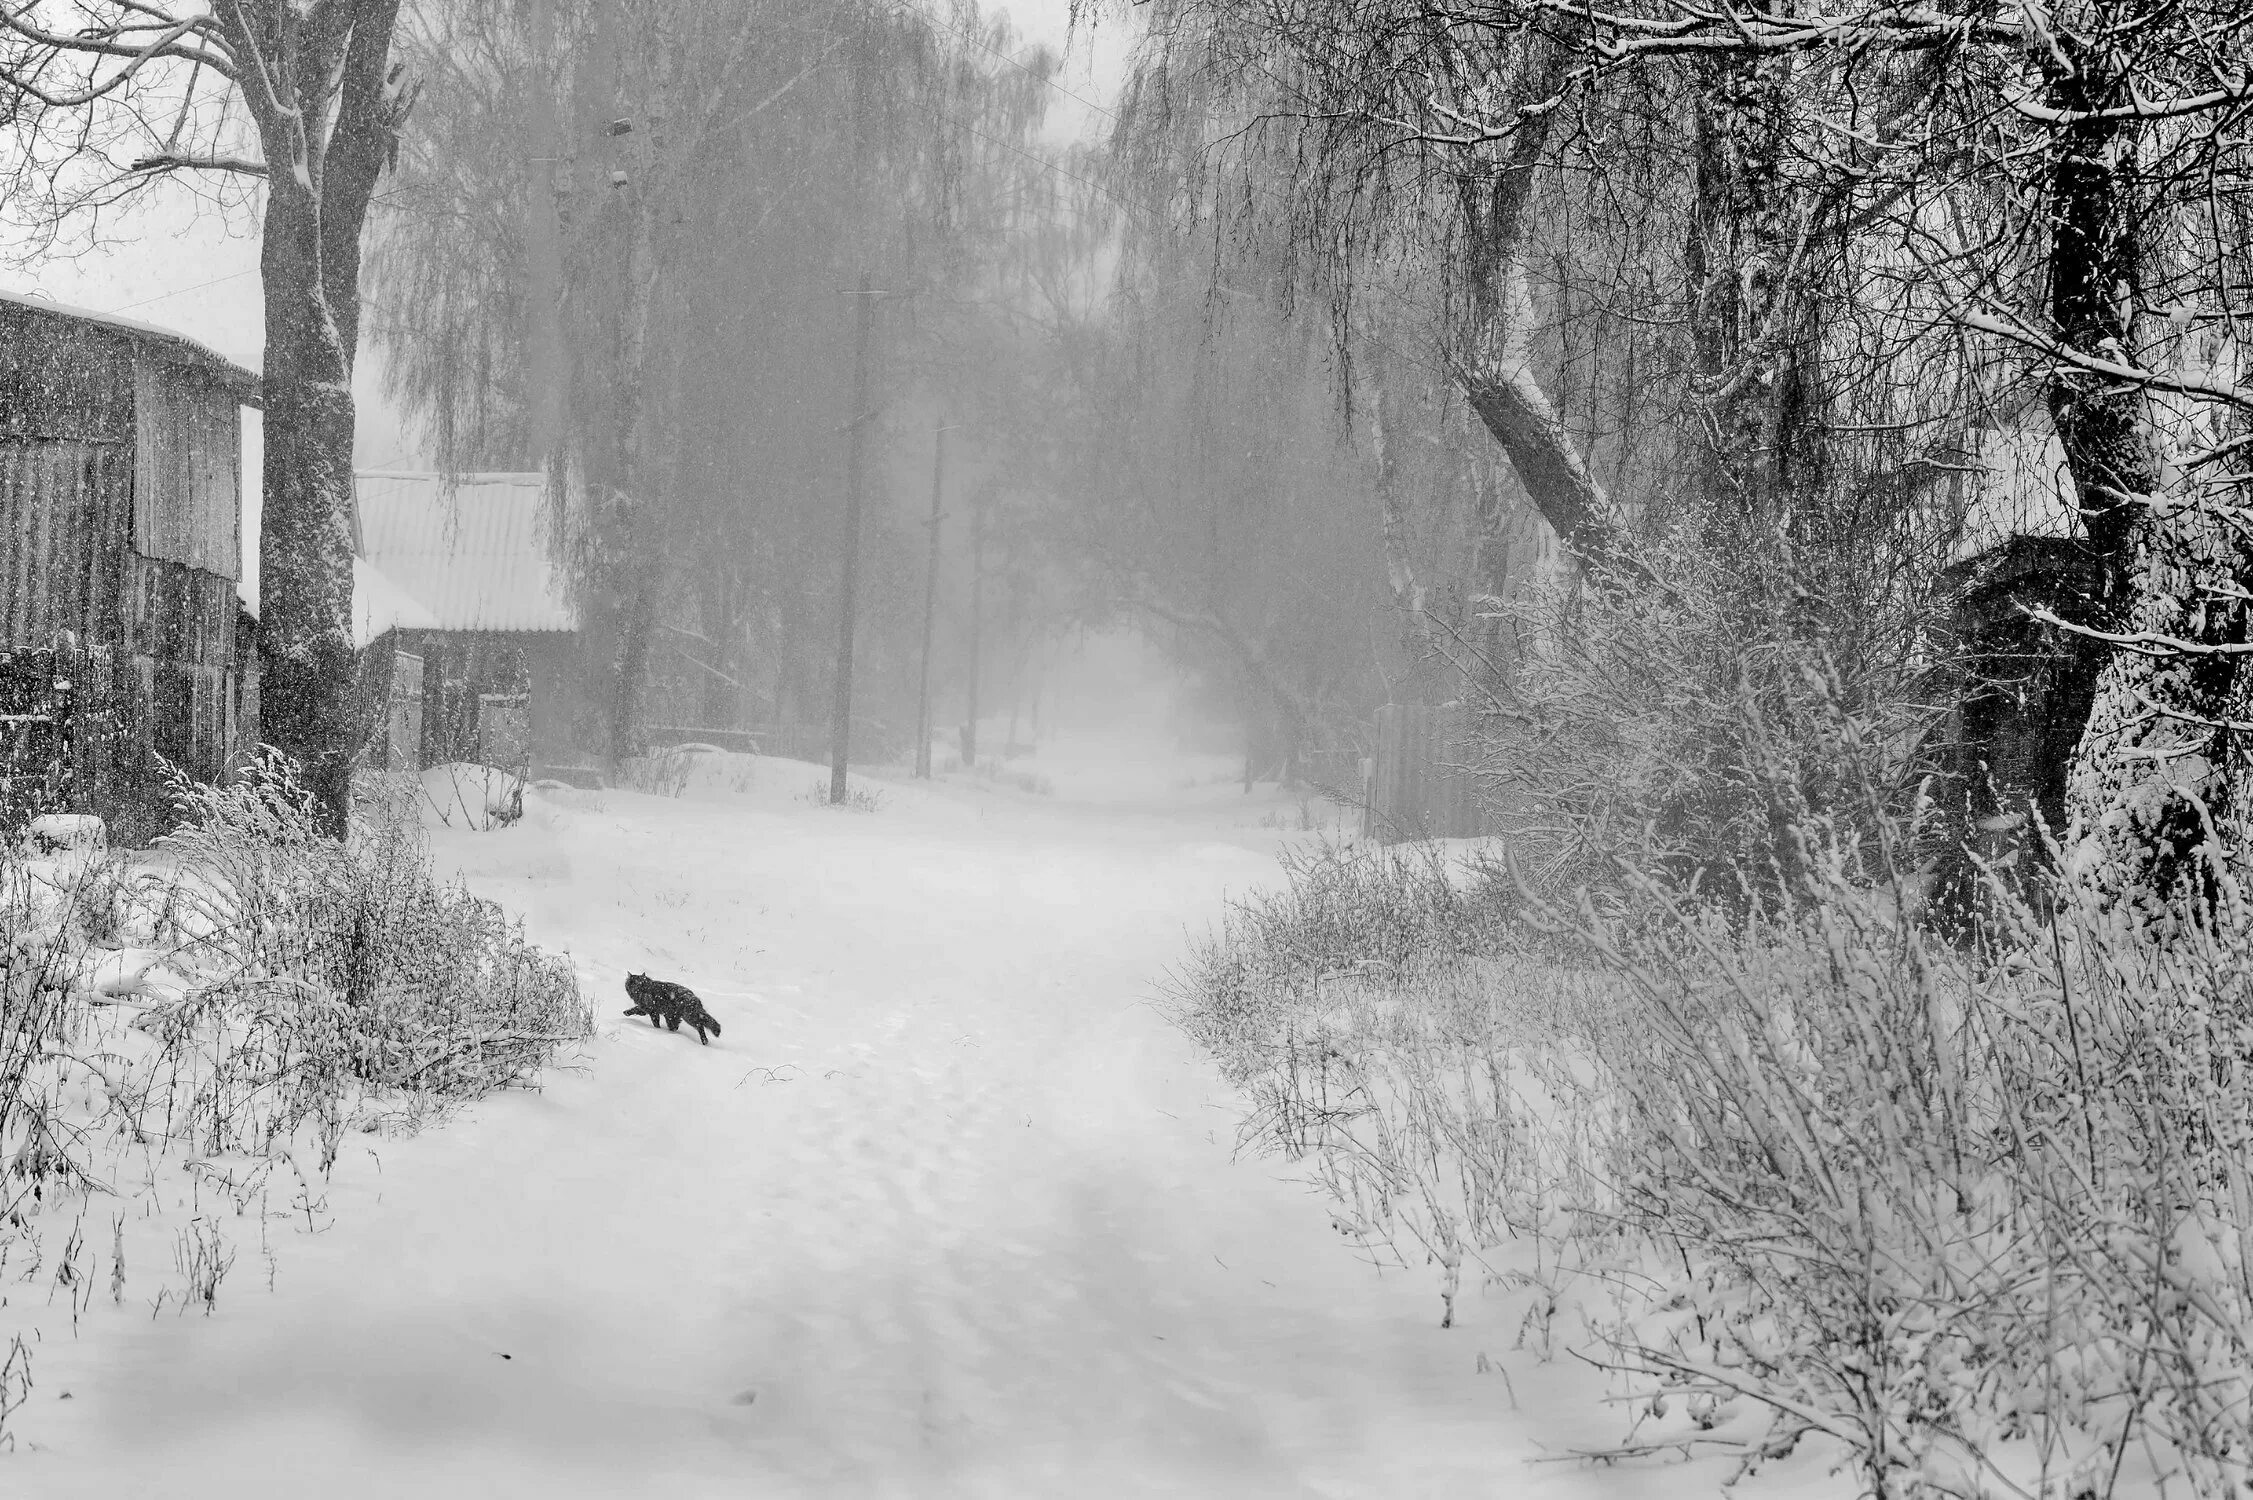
[0,289,260,843]
[350,471,589,775]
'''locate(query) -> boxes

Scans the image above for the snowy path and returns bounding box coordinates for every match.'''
[17,750,1721,1499]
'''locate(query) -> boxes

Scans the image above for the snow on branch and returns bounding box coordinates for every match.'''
[129,150,267,176]
[0,5,235,105]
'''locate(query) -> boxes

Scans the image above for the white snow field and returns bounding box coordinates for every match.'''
[11,739,1758,1499]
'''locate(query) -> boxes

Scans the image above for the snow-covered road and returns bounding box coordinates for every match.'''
[17,745,1718,1499]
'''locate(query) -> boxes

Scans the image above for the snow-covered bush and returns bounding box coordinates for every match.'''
[419,761,526,829]
[3,752,587,1217]
[800,778,886,813]
[0,840,104,1207]
[1472,528,1943,916]
[1181,659,2253,1495]
[157,753,588,1109]
[1164,840,1590,1329]
[620,746,697,798]
[1557,803,2253,1496]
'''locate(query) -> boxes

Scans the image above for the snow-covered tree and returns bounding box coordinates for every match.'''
[1,0,417,834]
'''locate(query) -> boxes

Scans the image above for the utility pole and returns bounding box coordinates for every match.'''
[963,486,985,768]
[914,423,959,778]
[830,272,882,806]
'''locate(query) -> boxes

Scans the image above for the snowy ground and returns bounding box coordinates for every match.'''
[8,736,1763,1499]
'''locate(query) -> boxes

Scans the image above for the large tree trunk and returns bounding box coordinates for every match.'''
[2066,511,2253,906]
[1451,39,1635,575]
[2032,36,2235,895]
[1686,52,1822,533]
[256,183,360,836]
[225,0,407,838]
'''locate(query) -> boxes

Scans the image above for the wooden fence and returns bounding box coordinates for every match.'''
[1363,702,1506,844]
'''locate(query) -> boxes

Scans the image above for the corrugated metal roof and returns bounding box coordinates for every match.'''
[352,556,441,648]
[353,471,575,633]
[0,288,262,403]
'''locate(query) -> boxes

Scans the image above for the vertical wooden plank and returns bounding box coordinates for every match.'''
[1405,703,1436,841]
[25,445,53,643]
[2,449,22,647]
[69,443,96,649]
[1448,703,1479,838]
[401,653,424,770]
[1371,704,1398,841]
[16,445,41,644]
[94,430,117,651]
[133,355,155,560]
[207,387,240,580]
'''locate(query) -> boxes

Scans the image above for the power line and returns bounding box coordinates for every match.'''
[109,266,257,313]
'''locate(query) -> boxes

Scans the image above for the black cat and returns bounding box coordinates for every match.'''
[623,972,723,1045]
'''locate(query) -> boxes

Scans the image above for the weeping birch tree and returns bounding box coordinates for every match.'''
[1109,0,2253,902]
[367,0,1059,762]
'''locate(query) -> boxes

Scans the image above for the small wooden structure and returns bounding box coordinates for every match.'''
[1364,702,1504,843]
[0,290,260,842]
[351,471,585,772]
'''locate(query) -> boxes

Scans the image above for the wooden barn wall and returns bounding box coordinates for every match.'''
[0,440,133,650]
[132,359,241,579]
[118,550,239,784]
[0,306,137,443]
[0,319,245,838]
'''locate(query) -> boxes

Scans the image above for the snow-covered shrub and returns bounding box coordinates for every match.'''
[620,746,696,799]
[1170,838,1528,1093]
[800,778,885,813]
[1555,801,2253,1495]
[0,841,101,1212]
[419,761,525,829]
[1164,840,1587,1328]
[0,754,585,1435]
[1473,528,1943,916]
[0,1333,27,1448]
[1183,647,2253,1495]
[156,752,588,1112]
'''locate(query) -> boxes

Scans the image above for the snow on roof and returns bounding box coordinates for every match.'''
[352,555,441,649]
[353,470,575,633]
[1947,417,2079,568]
[0,287,261,402]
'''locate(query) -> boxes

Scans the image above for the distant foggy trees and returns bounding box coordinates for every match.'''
[1047,256,1396,773]
[367,0,1062,764]
[0,0,415,834]
[1101,0,2253,901]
